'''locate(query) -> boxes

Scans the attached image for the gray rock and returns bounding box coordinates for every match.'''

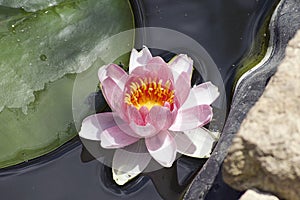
[184,0,300,199]
[223,30,300,200]
[239,190,279,200]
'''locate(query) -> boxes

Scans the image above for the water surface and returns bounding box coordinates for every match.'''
[0,0,278,199]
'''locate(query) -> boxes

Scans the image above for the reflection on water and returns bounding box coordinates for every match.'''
[0,0,279,200]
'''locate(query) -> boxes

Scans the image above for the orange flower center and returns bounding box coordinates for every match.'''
[124,78,175,110]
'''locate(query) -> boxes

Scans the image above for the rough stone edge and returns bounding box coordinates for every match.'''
[183,0,300,199]
[223,29,300,200]
[239,189,280,200]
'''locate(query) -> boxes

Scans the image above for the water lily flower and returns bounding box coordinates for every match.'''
[79,46,219,185]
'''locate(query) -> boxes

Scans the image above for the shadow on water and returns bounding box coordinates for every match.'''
[0,0,279,199]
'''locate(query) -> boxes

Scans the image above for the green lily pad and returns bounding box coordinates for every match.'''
[0,0,134,168]
[0,0,134,113]
[0,0,65,12]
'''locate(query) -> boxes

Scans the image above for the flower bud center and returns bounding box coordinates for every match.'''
[125,78,175,110]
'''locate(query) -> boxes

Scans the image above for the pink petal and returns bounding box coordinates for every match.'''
[129,46,152,73]
[173,72,190,106]
[127,105,145,126]
[129,63,173,85]
[169,54,193,83]
[146,62,173,82]
[146,106,176,131]
[109,118,140,138]
[98,64,128,90]
[169,105,213,131]
[100,125,139,149]
[145,130,177,167]
[129,121,158,138]
[180,82,219,110]
[171,127,219,158]
[139,106,149,121]
[79,112,117,141]
[147,56,167,65]
[101,77,126,120]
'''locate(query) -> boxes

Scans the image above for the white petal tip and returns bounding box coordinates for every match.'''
[112,166,144,185]
[161,162,173,168]
[173,127,219,159]
[78,131,96,141]
[78,117,102,141]
[112,148,152,185]
[113,171,138,185]
[129,46,152,73]
[151,154,176,168]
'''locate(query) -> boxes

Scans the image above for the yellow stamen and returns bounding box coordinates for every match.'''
[124,78,175,110]
[165,80,170,90]
[153,81,157,89]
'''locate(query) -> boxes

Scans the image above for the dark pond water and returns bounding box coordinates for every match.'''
[0,0,278,199]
